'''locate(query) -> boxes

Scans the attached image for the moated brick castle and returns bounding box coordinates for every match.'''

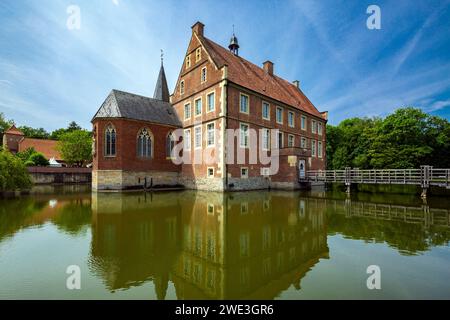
[91,22,327,191]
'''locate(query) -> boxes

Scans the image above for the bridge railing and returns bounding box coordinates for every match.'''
[305,167,450,189]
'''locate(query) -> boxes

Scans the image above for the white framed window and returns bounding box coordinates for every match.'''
[301,137,307,148]
[311,120,317,134]
[262,128,270,151]
[277,131,284,149]
[185,55,191,69]
[288,134,294,147]
[194,125,202,149]
[276,106,283,124]
[318,141,323,158]
[195,47,201,61]
[288,111,294,127]
[318,122,323,135]
[207,167,214,178]
[240,123,249,148]
[262,101,270,120]
[241,167,249,179]
[207,92,215,112]
[194,97,202,116]
[301,115,306,130]
[137,128,153,158]
[312,140,317,157]
[180,80,185,95]
[184,129,191,151]
[201,67,207,83]
[240,93,249,114]
[206,122,215,146]
[184,103,191,120]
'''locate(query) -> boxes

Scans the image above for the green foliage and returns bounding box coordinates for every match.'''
[0,150,32,191]
[0,113,14,137]
[327,107,450,169]
[50,121,83,140]
[57,130,92,167]
[28,152,49,166]
[18,126,50,139]
[16,147,49,167]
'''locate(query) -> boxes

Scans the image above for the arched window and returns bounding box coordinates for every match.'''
[137,128,152,158]
[166,132,176,158]
[105,124,116,157]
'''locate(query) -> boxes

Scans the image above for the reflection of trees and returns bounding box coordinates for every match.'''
[51,199,92,235]
[0,198,47,242]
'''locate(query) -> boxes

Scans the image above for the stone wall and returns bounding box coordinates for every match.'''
[93,170,180,191]
[28,167,91,185]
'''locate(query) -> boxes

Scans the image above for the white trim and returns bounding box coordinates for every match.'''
[301,136,307,149]
[180,80,185,95]
[301,115,307,131]
[312,140,317,157]
[288,134,295,147]
[206,121,215,147]
[194,125,202,150]
[276,106,283,124]
[288,111,295,128]
[262,101,270,120]
[185,55,191,69]
[277,131,284,149]
[318,141,323,158]
[194,96,202,117]
[318,122,323,135]
[201,66,207,83]
[240,167,249,179]
[239,92,250,114]
[184,102,191,120]
[195,47,202,62]
[239,122,249,148]
[184,129,191,151]
[206,90,215,113]
[207,167,215,178]
[311,120,317,134]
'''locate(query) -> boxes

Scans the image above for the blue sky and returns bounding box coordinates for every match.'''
[0,0,449,130]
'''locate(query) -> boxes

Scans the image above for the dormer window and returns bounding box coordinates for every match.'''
[196,48,202,62]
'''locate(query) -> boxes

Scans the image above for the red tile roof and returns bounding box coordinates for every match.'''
[19,138,62,161]
[199,36,325,119]
[5,125,24,136]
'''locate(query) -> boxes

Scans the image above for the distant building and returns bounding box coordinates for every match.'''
[91,22,327,191]
[2,125,62,162]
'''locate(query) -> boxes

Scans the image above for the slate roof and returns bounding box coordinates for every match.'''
[198,35,326,119]
[153,64,170,102]
[92,90,181,127]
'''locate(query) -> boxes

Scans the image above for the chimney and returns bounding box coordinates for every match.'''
[293,80,300,89]
[192,21,204,37]
[263,61,274,75]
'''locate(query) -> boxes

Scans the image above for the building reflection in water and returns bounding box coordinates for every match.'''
[89,191,329,299]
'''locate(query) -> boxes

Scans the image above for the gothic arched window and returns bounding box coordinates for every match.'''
[104,124,116,157]
[137,128,153,158]
[166,132,176,158]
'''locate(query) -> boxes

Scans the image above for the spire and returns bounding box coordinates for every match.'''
[153,50,170,102]
[228,24,239,56]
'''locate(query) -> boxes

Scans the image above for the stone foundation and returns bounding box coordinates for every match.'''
[93,170,180,191]
[180,176,226,191]
[227,176,270,191]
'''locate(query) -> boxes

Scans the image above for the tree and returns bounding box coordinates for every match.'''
[0,113,14,140]
[28,152,49,166]
[50,121,83,140]
[16,147,49,167]
[0,150,32,191]
[19,126,50,139]
[57,130,92,167]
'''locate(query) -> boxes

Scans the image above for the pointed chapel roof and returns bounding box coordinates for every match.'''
[92,90,181,127]
[153,64,170,103]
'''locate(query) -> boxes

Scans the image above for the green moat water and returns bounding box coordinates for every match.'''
[0,185,449,299]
